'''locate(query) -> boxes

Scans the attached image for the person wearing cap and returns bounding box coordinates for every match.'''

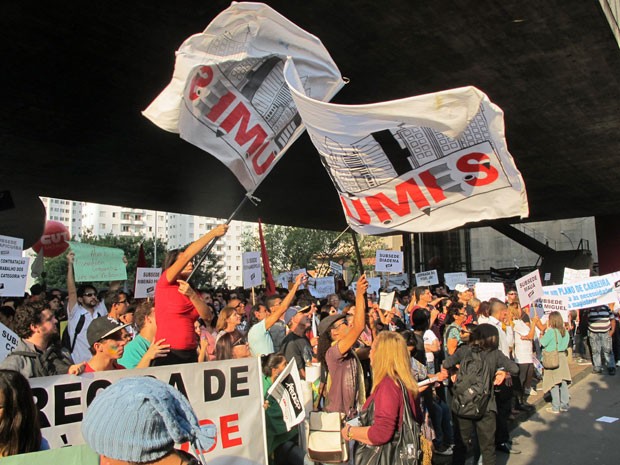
[82,376,216,465]
[454,284,475,324]
[247,274,305,356]
[281,304,314,379]
[317,275,368,418]
[82,317,129,373]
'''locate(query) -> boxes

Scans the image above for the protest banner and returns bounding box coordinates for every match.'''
[284,60,528,234]
[309,276,336,298]
[530,296,569,322]
[143,2,344,192]
[0,234,23,257]
[68,242,127,282]
[28,358,267,465]
[379,291,396,311]
[351,277,381,297]
[415,270,439,286]
[466,277,480,288]
[0,256,29,297]
[515,269,543,307]
[563,267,590,284]
[267,359,305,431]
[1,444,99,465]
[387,273,409,291]
[134,267,162,298]
[541,273,618,310]
[242,252,262,289]
[330,261,343,276]
[444,272,468,290]
[474,282,506,302]
[0,322,19,362]
[375,250,404,273]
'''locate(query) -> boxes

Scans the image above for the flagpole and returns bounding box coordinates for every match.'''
[187,193,258,283]
[350,230,368,311]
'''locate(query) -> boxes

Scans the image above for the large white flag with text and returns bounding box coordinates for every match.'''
[143,2,344,191]
[284,60,528,233]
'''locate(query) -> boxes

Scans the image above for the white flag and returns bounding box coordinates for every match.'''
[143,2,344,192]
[284,60,528,234]
[266,358,305,431]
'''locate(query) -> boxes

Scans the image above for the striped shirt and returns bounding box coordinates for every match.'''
[587,306,614,332]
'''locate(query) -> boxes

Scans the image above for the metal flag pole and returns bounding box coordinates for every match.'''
[350,230,368,311]
[187,192,260,282]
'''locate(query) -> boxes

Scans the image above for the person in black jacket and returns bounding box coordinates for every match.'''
[442,323,519,465]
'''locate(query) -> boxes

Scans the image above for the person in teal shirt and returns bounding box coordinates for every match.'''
[119,302,170,369]
[540,311,572,413]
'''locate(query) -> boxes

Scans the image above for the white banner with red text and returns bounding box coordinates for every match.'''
[28,359,267,465]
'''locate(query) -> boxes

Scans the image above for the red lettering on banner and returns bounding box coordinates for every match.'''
[366,178,429,222]
[41,232,70,245]
[220,414,242,448]
[456,153,498,187]
[418,170,447,203]
[251,142,276,175]
[340,196,371,224]
[220,102,269,156]
[188,66,215,101]
[207,92,236,122]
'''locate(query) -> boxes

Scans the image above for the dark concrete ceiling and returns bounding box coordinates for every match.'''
[2,0,620,234]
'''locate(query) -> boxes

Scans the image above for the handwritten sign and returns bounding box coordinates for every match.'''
[444,272,468,290]
[0,234,23,257]
[415,270,439,286]
[134,267,162,298]
[473,282,506,302]
[0,256,29,297]
[515,269,543,307]
[68,242,127,282]
[375,250,403,273]
[242,252,262,289]
[563,267,590,284]
[467,277,480,288]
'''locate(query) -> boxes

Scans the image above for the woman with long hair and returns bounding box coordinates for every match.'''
[215,306,243,342]
[0,369,44,456]
[215,333,250,360]
[154,224,228,366]
[442,324,519,465]
[341,331,420,448]
[541,311,571,413]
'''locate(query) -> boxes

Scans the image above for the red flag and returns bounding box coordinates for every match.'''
[258,219,276,295]
[137,243,148,268]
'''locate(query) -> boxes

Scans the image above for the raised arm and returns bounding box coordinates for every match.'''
[264,273,305,330]
[66,251,78,317]
[165,224,228,282]
[337,275,368,355]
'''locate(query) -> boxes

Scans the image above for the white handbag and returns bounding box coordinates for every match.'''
[307,411,348,463]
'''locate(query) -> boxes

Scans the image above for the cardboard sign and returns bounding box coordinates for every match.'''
[134,267,162,298]
[329,261,343,276]
[266,359,305,431]
[375,250,403,273]
[0,322,19,362]
[515,269,543,307]
[309,276,336,298]
[415,270,439,286]
[387,273,409,291]
[0,234,23,257]
[69,242,127,282]
[444,272,468,290]
[29,359,267,465]
[379,291,396,311]
[0,256,29,297]
[473,282,506,302]
[563,267,590,284]
[530,296,569,322]
[242,252,262,289]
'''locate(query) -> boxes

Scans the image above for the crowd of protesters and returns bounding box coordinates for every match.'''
[0,227,617,464]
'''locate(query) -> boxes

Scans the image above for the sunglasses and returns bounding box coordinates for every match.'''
[83,292,97,297]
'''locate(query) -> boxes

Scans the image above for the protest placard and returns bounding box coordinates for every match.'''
[375,250,403,273]
[0,256,29,297]
[466,277,480,288]
[329,261,343,276]
[309,276,336,298]
[68,242,127,282]
[28,358,267,465]
[0,322,19,362]
[134,267,162,298]
[267,359,305,431]
[0,234,23,257]
[351,277,381,297]
[379,291,396,311]
[444,272,468,290]
[530,296,569,322]
[415,270,439,286]
[541,273,618,310]
[563,267,590,284]
[242,252,262,289]
[474,282,506,302]
[387,273,409,291]
[515,269,543,307]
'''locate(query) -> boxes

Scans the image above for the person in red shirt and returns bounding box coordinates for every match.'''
[154,224,228,365]
[83,317,129,373]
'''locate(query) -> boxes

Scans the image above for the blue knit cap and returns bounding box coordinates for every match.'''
[82,377,216,463]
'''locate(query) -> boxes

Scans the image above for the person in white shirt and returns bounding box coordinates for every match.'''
[510,304,538,407]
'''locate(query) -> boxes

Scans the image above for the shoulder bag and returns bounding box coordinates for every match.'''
[542,329,559,370]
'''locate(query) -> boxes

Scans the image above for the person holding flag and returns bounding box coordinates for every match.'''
[153,224,228,365]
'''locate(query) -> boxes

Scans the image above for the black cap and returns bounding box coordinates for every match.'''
[86,317,127,347]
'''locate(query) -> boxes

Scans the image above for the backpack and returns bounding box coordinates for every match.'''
[9,345,73,377]
[451,349,493,420]
[60,314,86,353]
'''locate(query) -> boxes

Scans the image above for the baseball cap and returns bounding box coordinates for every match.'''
[87,317,128,347]
[454,284,470,293]
[283,305,311,325]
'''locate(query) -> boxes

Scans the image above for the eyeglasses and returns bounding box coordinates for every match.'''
[83,292,97,297]
[507,292,517,296]
[332,320,348,330]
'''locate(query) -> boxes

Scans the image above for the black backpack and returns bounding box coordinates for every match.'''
[451,348,494,419]
[60,314,86,353]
